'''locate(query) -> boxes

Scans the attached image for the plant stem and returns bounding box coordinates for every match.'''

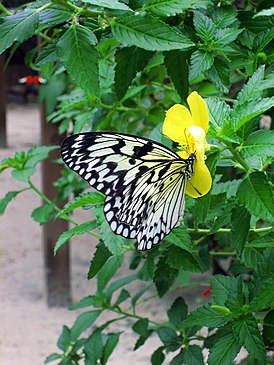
[226,142,251,173]
[110,306,160,327]
[0,2,12,15]
[188,226,272,235]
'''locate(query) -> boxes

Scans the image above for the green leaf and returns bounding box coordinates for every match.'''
[167,246,203,272]
[154,254,178,297]
[249,276,274,311]
[70,310,101,341]
[253,7,274,18]
[206,98,233,140]
[132,318,152,350]
[231,205,251,255]
[11,167,35,182]
[114,288,130,306]
[151,347,165,365]
[208,331,241,365]
[26,145,58,168]
[232,315,266,361]
[0,191,21,215]
[193,12,216,40]
[210,275,235,306]
[73,110,94,134]
[31,203,56,224]
[164,50,189,101]
[57,24,99,96]
[111,13,193,51]
[45,353,62,364]
[241,130,274,157]
[237,172,274,221]
[233,97,274,131]
[205,58,230,94]
[167,297,188,328]
[0,10,39,54]
[97,255,123,293]
[157,326,180,351]
[211,6,237,28]
[245,232,274,248]
[115,46,153,99]
[101,333,121,365]
[54,221,97,255]
[39,5,72,27]
[57,326,71,351]
[234,66,264,106]
[182,345,204,365]
[82,0,131,10]
[183,304,232,328]
[189,50,214,81]
[214,28,242,46]
[57,192,104,218]
[263,310,274,345]
[69,295,102,310]
[88,241,112,280]
[36,40,58,65]
[84,329,104,363]
[164,225,192,251]
[144,0,203,17]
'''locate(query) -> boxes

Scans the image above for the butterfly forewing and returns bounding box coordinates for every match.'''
[61,132,195,250]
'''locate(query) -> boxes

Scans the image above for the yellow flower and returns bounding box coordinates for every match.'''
[163,91,212,198]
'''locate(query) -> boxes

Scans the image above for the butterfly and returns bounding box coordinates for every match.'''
[61,132,196,250]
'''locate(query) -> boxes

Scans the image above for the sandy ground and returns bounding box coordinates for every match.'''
[0,104,212,365]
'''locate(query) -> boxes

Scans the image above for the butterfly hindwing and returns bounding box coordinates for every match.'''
[61,132,195,250]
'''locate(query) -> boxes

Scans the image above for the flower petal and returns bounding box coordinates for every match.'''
[186,157,212,198]
[187,91,209,132]
[163,104,193,144]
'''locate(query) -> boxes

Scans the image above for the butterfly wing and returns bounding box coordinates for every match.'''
[61,132,194,250]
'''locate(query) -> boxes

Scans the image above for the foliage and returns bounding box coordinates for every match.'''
[0,0,274,364]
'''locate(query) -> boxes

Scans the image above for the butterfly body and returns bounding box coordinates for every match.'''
[61,132,196,250]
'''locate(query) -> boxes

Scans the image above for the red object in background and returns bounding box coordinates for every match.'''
[202,288,212,297]
[18,75,46,85]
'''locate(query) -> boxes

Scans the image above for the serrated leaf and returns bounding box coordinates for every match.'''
[232,97,274,131]
[111,13,193,51]
[154,254,178,297]
[157,327,180,351]
[101,333,121,365]
[182,345,204,365]
[231,205,251,255]
[144,0,202,17]
[208,331,241,365]
[115,46,153,99]
[167,246,203,272]
[70,310,101,341]
[234,66,264,106]
[210,275,235,306]
[69,295,102,310]
[31,203,56,224]
[241,130,274,157]
[253,7,274,18]
[164,49,189,101]
[193,12,216,40]
[183,304,232,328]
[97,255,123,293]
[206,98,233,139]
[54,221,97,254]
[0,191,21,215]
[11,167,35,182]
[249,276,274,311]
[57,192,104,218]
[164,225,192,251]
[167,297,188,327]
[0,10,39,54]
[26,145,58,167]
[84,329,104,363]
[39,5,71,27]
[88,241,112,280]
[189,50,214,81]
[211,6,237,28]
[232,315,266,361]
[57,326,71,351]
[82,0,131,10]
[151,347,165,365]
[57,24,99,96]
[36,40,58,65]
[114,288,130,306]
[263,310,274,345]
[245,232,274,248]
[73,110,94,133]
[214,28,242,46]
[205,58,230,93]
[237,172,274,221]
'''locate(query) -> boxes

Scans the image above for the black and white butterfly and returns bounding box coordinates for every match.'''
[61,132,196,250]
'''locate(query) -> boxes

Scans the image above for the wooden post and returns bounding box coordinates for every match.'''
[0,54,7,147]
[41,105,71,306]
